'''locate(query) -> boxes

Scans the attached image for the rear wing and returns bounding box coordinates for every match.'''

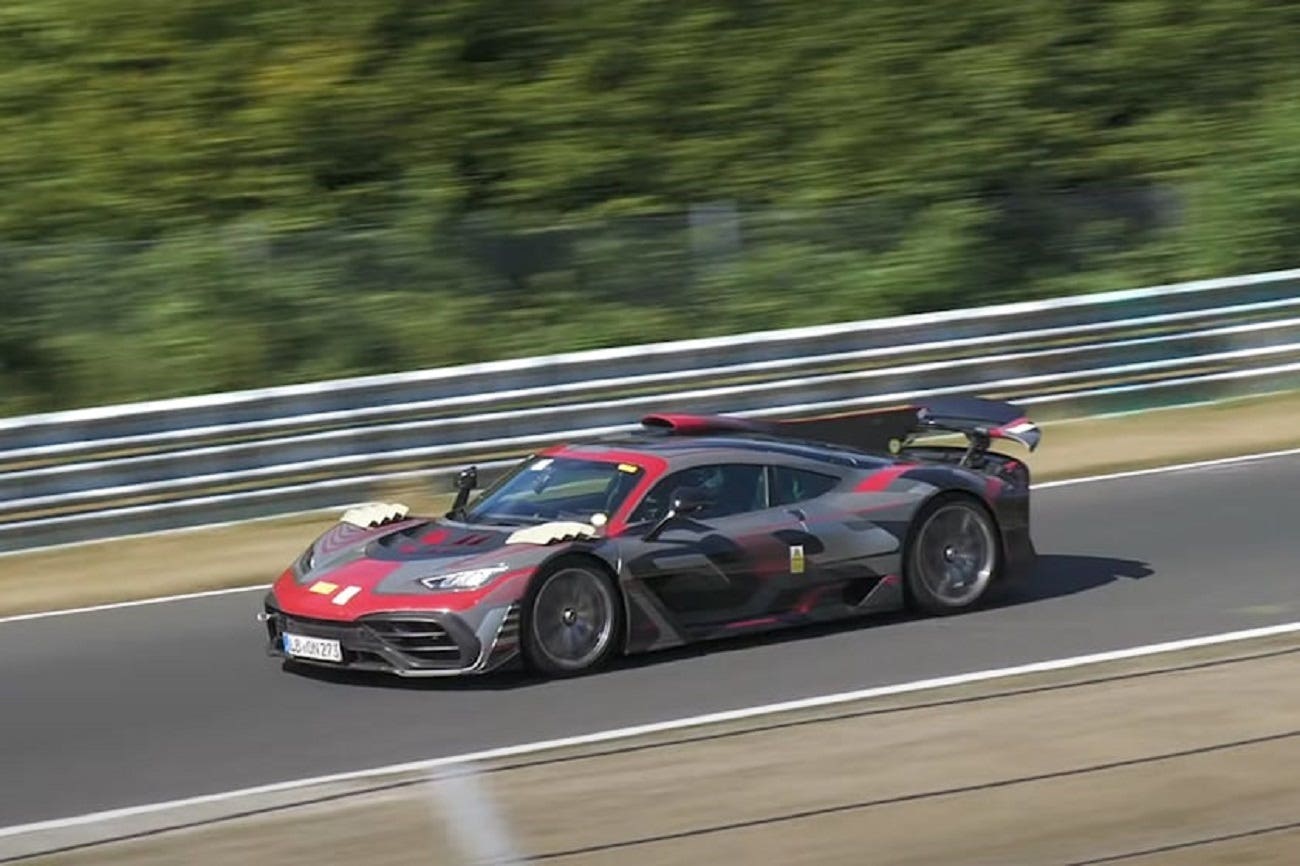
[776,397,1040,458]
[911,396,1041,452]
[642,397,1040,462]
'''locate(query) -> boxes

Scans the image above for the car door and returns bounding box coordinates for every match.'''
[768,461,903,608]
[619,463,807,633]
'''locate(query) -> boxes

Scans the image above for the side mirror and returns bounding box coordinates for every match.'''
[645,486,711,541]
[455,466,479,492]
[449,466,478,518]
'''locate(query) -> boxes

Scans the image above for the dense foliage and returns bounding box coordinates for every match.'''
[3,1,1300,413]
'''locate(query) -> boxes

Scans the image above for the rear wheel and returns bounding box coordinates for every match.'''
[905,496,1000,615]
[521,561,623,677]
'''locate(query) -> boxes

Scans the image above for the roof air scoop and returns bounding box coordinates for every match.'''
[640,414,765,436]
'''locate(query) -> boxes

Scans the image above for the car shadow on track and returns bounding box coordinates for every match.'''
[604,554,1154,675]
[279,659,538,691]
[282,553,1152,691]
[992,552,1154,607]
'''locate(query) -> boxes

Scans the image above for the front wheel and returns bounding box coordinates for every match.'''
[521,561,623,677]
[905,497,1001,615]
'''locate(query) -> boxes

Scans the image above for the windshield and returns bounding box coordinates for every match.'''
[463,456,645,526]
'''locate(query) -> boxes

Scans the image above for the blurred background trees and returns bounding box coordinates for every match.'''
[2,0,1299,412]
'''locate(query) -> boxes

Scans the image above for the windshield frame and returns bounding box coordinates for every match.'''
[461,454,646,527]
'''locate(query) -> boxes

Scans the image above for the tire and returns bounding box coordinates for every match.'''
[521,559,624,677]
[904,495,1001,615]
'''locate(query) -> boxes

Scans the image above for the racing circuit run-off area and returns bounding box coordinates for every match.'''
[5,3,1300,863]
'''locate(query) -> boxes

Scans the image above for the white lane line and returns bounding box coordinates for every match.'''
[0,585,269,624]
[1033,446,1300,490]
[1,445,1297,626]
[0,507,343,562]
[3,618,1299,841]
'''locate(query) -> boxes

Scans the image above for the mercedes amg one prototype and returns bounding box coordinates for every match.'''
[260,397,1041,678]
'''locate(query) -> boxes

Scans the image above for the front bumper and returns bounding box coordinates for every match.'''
[261,599,521,677]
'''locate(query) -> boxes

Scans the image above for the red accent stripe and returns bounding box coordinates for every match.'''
[794,586,830,614]
[542,447,669,473]
[726,616,780,629]
[854,464,916,493]
[272,567,535,619]
[990,416,1029,437]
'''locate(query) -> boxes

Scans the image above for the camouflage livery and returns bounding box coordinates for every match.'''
[261,397,1039,678]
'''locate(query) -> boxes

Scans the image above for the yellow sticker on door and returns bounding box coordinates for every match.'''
[790,545,806,575]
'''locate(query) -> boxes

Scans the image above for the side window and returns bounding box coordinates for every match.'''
[769,466,840,507]
[629,464,768,524]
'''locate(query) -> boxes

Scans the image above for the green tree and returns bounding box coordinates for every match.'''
[2,0,1300,413]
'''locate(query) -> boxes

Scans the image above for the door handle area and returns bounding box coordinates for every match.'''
[788,508,808,523]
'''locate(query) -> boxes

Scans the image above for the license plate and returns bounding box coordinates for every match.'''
[283,632,343,663]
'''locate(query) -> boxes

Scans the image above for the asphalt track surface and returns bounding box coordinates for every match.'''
[2,454,1298,827]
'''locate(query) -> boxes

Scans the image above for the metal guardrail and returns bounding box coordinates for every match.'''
[3,268,1300,553]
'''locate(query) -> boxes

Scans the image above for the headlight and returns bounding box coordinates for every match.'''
[419,565,510,591]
